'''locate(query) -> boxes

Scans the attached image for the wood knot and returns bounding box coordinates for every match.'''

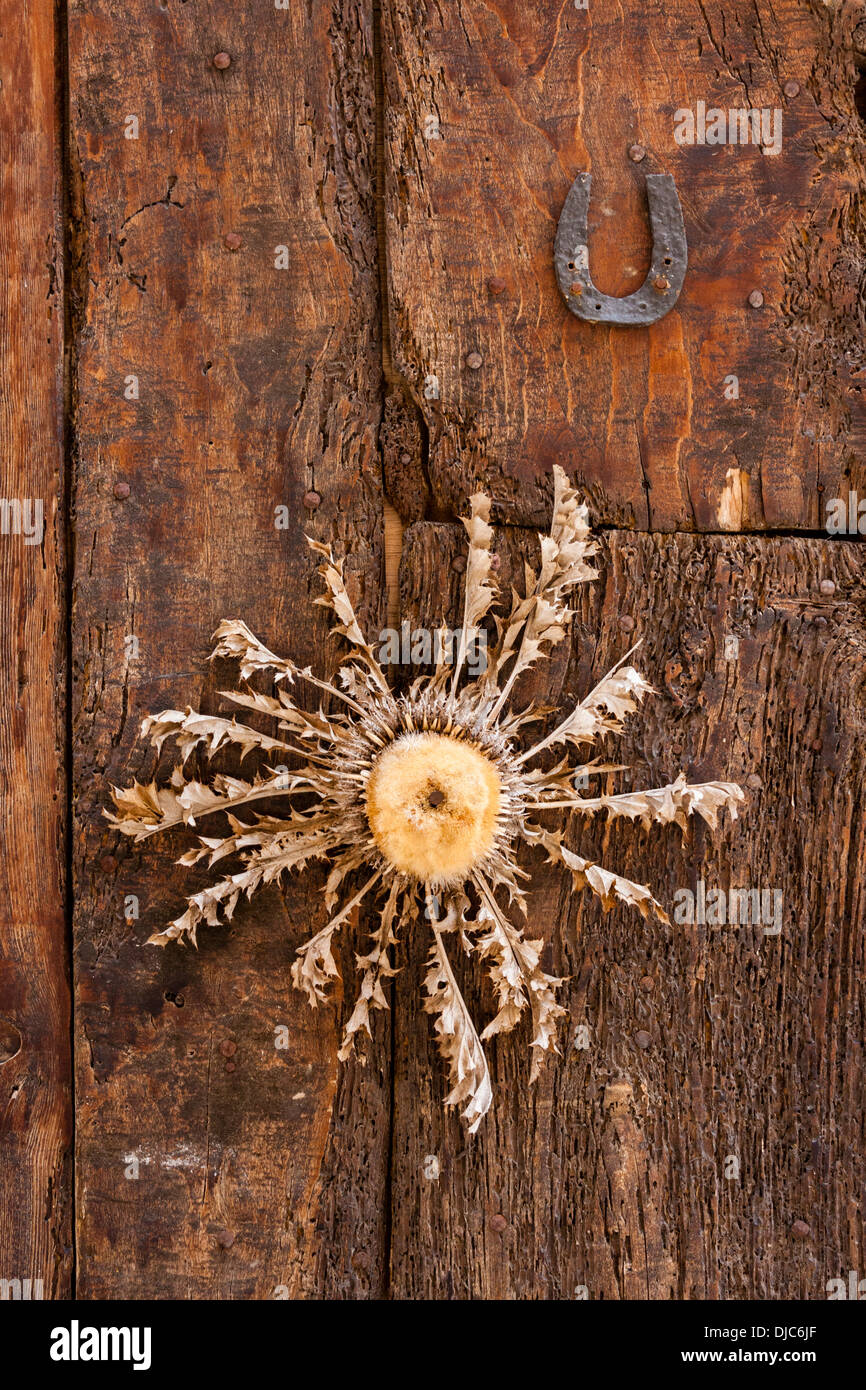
[0,1019,22,1064]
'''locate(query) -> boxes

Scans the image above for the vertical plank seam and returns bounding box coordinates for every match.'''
[372,0,438,535]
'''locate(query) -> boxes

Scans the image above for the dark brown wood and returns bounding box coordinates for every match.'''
[69,0,388,1297]
[0,0,72,1301]
[380,0,866,531]
[393,521,866,1298]
[2,0,864,1304]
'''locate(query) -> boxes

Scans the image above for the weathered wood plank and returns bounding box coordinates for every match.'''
[381,0,866,531]
[69,0,387,1297]
[0,0,72,1300]
[393,521,866,1298]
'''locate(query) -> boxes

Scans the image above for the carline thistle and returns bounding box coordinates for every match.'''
[108,468,744,1131]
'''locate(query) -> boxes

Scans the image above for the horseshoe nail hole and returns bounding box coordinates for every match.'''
[663,256,672,265]
[0,1019,22,1064]
[567,261,575,270]
[639,302,647,309]
[594,303,602,310]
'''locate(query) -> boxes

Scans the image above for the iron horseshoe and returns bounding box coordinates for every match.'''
[554,172,687,325]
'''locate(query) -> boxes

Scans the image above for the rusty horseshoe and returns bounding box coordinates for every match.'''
[554,172,687,325]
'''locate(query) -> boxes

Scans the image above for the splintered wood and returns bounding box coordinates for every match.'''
[0,0,863,1302]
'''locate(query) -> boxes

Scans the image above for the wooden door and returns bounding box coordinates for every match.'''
[1,0,864,1300]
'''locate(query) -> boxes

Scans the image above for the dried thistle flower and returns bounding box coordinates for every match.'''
[107,468,744,1132]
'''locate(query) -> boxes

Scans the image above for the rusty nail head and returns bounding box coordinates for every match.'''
[629,143,647,162]
[100,855,118,872]
[569,282,583,296]
[400,452,411,465]
[653,275,670,292]
[466,351,483,369]
[489,1213,508,1232]
[303,490,321,509]
[639,975,655,992]
[819,578,836,595]
[619,615,635,631]
[428,789,445,808]
[635,1030,652,1049]
[219,1039,237,1057]
[223,232,243,252]
[791,1220,811,1240]
[490,552,501,570]
[451,553,466,573]
[784,80,800,98]
[487,275,507,295]
[748,290,765,309]
[216,1229,236,1248]
[113,481,130,500]
[213,52,231,69]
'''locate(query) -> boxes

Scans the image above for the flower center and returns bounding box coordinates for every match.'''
[365,731,502,881]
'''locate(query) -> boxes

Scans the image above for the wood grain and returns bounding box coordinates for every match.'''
[2,0,862,1303]
[69,0,387,1298]
[381,0,866,531]
[0,0,72,1300]
[393,521,866,1298]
